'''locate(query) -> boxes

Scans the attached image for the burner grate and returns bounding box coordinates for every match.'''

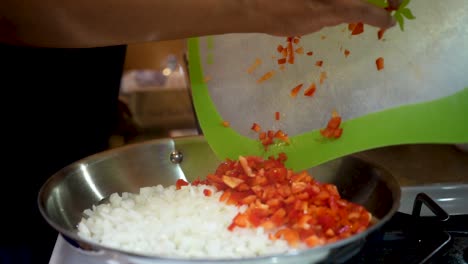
[345,193,458,264]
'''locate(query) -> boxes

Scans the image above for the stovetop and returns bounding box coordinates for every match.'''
[49,184,468,264]
[346,193,468,264]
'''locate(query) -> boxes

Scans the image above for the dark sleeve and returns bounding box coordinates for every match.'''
[0,43,127,262]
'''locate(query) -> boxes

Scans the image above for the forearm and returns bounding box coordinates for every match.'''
[0,0,254,48]
[0,0,397,48]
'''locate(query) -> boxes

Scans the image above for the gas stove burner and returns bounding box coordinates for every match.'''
[463,246,468,262]
[345,192,464,264]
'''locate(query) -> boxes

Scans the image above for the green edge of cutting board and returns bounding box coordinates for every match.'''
[187,37,468,172]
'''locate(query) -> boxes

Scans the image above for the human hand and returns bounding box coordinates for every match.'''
[245,0,400,36]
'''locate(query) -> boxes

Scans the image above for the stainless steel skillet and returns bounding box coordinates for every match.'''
[38,135,400,264]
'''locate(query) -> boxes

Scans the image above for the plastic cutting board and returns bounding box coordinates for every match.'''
[187,0,468,171]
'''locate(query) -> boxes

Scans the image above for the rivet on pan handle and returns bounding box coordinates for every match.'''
[169,151,183,164]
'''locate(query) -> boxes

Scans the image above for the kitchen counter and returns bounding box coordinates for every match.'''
[353,143,468,186]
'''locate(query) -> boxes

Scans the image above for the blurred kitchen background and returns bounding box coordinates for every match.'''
[109,39,199,148]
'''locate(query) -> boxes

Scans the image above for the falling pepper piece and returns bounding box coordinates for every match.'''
[290,83,304,98]
[377,28,386,40]
[257,71,275,83]
[315,60,323,67]
[275,111,281,121]
[306,51,314,56]
[304,83,317,97]
[203,76,212,83]
[344,49,350,58]
[295,47,304,54]
[319,72,328,85]
[247,58,262,74]
[221,121,230,127]
[277,45,284,53]
[351,22,364,35]
[376,57,384,71]
[277,58,287,65]
[287,40,295,64]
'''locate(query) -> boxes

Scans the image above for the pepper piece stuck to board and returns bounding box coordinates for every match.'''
[251,123,262,132]
[320,111,344,139]
[257,129,290,150]
[251,121,291,150]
